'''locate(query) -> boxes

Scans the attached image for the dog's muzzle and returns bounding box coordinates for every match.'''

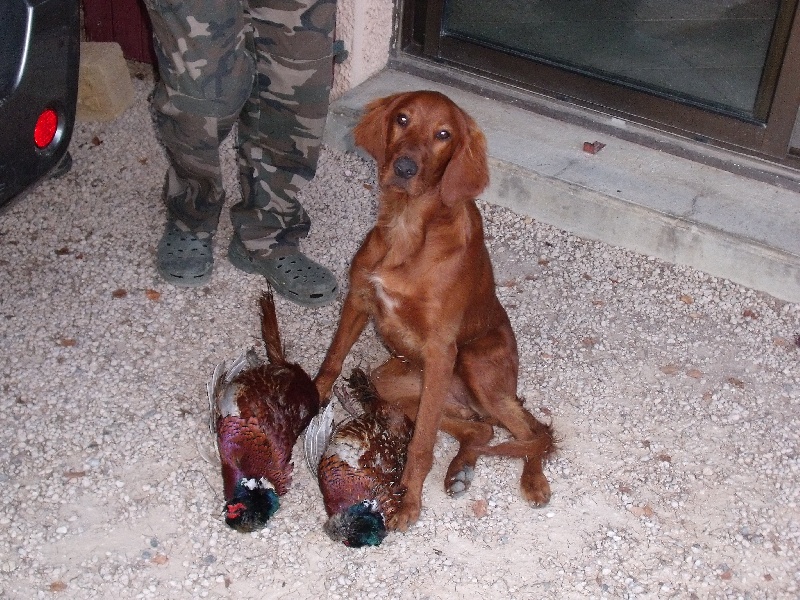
[393,156,418,180]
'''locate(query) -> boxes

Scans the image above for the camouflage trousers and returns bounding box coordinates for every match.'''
[144,0,336,256]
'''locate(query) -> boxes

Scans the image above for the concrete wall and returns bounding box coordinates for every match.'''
[332,0,395,99]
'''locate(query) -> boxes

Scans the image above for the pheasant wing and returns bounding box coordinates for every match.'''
[304,401,334,476]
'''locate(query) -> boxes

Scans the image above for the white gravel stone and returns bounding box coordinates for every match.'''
[0,73,797,599]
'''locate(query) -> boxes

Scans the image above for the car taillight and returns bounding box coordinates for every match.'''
[34,109,59,149]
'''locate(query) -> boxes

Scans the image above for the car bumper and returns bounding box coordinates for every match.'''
[0,0,80,206]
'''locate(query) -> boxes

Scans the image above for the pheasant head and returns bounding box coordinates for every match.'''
[224,477,280,533]
[323,500,387,547]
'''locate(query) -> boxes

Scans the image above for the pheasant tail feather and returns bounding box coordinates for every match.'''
[259,287,285,366]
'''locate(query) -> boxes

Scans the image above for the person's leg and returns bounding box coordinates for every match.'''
[227,0,338,306]
[144,0,255,285]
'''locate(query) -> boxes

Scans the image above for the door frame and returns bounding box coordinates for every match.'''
[399,0,800,168]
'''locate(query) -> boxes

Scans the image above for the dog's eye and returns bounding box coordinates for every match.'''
[396,113,409,127]
[435,129,451,141]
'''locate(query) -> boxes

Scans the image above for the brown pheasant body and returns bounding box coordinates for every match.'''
[210,290,320,532]
[217,363,318,496]
[316,369,414,546]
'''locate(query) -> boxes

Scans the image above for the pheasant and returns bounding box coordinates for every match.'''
[208,289,320,532]
[306,368,414,547]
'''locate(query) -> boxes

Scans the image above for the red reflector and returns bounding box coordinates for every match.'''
[34,109,58,149]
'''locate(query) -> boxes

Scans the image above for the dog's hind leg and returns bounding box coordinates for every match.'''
[372,357,494,498]
[475,399,554,506]
[457,327,555,506]
[469,413,555,505]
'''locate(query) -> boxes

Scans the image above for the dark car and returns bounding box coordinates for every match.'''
[0,0,80,209]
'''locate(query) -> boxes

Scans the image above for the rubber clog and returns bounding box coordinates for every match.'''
[157,222,213,287]
[228,235,337,307]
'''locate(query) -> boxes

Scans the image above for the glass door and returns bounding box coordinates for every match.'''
[445,0,783,121]
[402,0,800,165]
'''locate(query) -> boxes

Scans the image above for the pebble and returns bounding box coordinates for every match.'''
[0,75,797,599]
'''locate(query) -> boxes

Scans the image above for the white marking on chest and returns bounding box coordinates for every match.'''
[369,274,399,313]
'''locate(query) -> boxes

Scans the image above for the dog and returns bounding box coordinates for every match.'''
[315,90,555,531]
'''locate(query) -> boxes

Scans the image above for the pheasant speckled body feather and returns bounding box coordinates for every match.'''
[209,289,320,532]
[317,368,414,546]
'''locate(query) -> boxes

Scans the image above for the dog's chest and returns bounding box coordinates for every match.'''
[366,223,421,317]
[368,272,401,316]
[367,270,422,355]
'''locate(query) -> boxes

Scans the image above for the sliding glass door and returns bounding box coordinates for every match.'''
[402,0,800,164]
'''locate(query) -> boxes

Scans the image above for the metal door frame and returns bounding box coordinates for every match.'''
[399,0,800,168]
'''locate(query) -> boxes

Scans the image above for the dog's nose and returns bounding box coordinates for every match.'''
[393,156,418,179]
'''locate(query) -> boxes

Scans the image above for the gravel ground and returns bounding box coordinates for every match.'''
[1,76,799,600]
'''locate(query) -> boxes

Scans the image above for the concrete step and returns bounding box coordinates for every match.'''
[324,68,800,304]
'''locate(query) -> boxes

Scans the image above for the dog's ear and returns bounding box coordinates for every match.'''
[440,110,489,207]
[353,94,404,166]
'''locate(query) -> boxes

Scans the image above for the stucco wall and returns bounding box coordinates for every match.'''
[332,0,395,99]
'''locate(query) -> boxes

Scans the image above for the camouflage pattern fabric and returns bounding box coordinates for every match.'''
[144,0,336,254]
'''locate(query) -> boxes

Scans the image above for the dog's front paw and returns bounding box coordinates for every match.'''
[388,499,421,532]
[314,372,337,402]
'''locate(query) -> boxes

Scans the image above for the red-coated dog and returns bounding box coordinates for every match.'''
[315,91,555,530]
